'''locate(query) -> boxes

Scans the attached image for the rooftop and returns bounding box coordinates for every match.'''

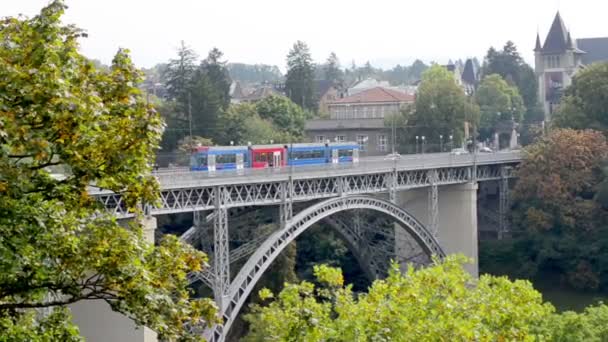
[330,87,414,105]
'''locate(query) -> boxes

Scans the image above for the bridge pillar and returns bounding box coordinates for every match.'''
[70,217,158,342]
[213,187,230,310]
[498,167,510,240]
[396,182,479,277]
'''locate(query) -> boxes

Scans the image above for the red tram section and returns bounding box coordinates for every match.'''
[249,144,287,169]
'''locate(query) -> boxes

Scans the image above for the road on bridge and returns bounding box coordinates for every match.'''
[151,151,522,188]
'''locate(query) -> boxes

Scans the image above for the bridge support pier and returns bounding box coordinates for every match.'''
[498,167,510,240]
[213,187,230,310]
[397,182,479,277]
[70,217,159,342]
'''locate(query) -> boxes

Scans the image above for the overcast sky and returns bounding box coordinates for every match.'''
[2,0,607,71]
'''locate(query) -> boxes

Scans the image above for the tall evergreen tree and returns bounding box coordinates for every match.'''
[324,52,343,85]
[162,40,198,110]
[285,41,316,111]
[189,48,232,140]
[159,41,198,153]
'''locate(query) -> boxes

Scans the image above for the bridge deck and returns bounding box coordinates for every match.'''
[92,151,522,217]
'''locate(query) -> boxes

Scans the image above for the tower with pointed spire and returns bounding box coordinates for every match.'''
[535,12,586,120]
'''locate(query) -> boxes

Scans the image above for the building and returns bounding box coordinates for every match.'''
[239,85,284,103]
[444,63,463,87]
[305,87,414,155]
[535,12,608,118]
[461,58,479,95]
[316,80,340,114]
[229,81,246,104]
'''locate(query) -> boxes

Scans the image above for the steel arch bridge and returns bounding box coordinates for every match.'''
[202,195,444,342]
[89,151,521,341]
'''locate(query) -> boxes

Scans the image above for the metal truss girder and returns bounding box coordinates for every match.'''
[427,170,439,237]
[204,195,445,342]
[213,187,230,308]
[94,163,519,218]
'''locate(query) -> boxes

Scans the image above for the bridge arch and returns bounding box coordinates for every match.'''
[206,195,445,341]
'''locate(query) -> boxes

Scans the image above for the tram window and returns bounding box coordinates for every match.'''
[338,149,353,157]
[195,154,208,166]
[216,154,237,164]
[291,150,324,159]
[255,153,268,162]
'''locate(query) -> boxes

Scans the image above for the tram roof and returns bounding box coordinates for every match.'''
[327,142,359,148]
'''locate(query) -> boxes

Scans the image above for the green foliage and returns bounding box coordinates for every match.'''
[160,44,231,151]
[482,41,538,110]
[245,255,570,341]
[323,52,344,85]
[255,95,311,138]
[0,2,216,340]
[510,129,608,290]
[553,62,608,132]
[217,96,307,145]
[476,74,525,140]
[542,304,608,341]
[409,65,476,148]
[285,41,316,111]
[226,63,282,84]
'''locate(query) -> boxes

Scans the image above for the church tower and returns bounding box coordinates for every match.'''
[535,12,585,120]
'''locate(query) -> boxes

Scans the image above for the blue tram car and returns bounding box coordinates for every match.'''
[191,146,249,171]
[190,142,359,171]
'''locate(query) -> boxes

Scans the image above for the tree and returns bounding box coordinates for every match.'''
[324,52,343,85]
[255,95,311,139]
[511,129,608,290]
[409,65,476,150]
[553,62,608,132]
[482,41,538,114]
[216,103,293,145]
[244,255,585,341]
[226,63,283,84]
[0,2,217,340]
[475,74,525,140]
[159,41,198,153]
[285,41,316,111]
[163,40,198,108]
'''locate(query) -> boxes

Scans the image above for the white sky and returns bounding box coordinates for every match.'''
[2,0,608,71]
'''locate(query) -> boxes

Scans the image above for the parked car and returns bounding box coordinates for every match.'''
[479,146,493,153]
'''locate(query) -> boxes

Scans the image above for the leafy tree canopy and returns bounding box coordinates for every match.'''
[510,129,608,290]
[553,62,608,132]
[255,95,311,138]
[475,74,525,140]
[245,254,608,341]
[482,41,538,111]
[0,1,216,340]
[216,100,298,146]
[409,65,478,148]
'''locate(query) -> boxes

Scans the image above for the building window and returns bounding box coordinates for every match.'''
[315,135,325,143]
[357,135,368,151]
[377,134,387,152]
[336,135,346,142]
[546,55,561,68]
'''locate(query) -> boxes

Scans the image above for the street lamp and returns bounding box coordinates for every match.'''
[421,136,426,154]
[439,134,443,152]
[415,136,419,154]
[449,135,453,151]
